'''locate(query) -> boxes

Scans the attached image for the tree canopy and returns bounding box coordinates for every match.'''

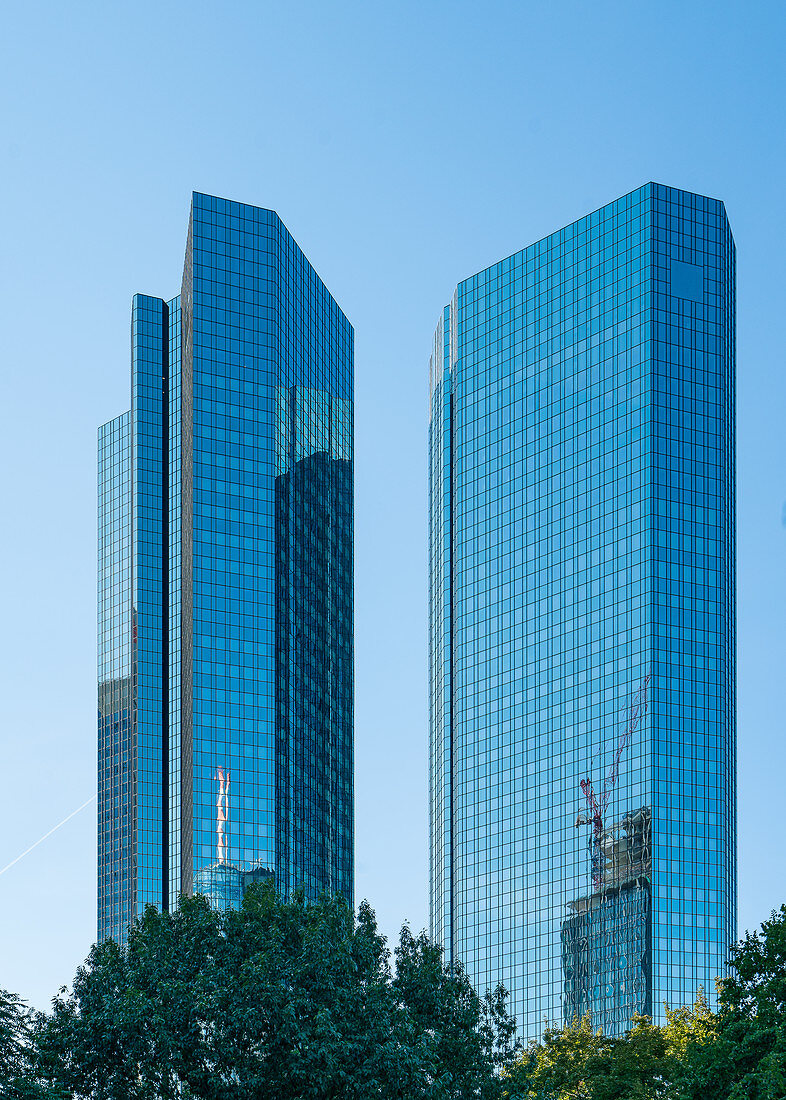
[500,998,715,1100]
[0,986,55,1099]
[501,905,786,1100]
[5,894,786,1098]
[32,884,516,1099]
[675,905,786,1100]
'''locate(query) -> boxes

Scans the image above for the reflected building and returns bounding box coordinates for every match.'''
[562,806,653,1032]
[428,184,736,1038]
[98,193,353,943]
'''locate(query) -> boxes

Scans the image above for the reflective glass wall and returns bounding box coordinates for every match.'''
[98,194,353,941]
[97,412,133,943]
[428,183,735,1038]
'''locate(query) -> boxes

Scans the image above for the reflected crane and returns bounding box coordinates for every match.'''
[576,673,651,891]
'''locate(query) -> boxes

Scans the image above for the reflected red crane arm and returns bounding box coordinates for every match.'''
[600,672,650,813]
[580,777,601,820]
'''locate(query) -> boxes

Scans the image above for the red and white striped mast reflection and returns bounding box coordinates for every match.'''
[215,767,230,865]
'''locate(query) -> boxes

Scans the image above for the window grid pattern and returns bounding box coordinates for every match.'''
[98,193,353,937]
[272,212,353,903]
[650,186,736,1014]
[168,295,182,906]
[185,197,278,902]
[131,295,168,917]
[428,183,735,1039]
[97,412,133,943]
[429,302,454,954]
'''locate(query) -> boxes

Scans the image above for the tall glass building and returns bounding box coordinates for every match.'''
[98,193,353,943]
[428,184,735,1038]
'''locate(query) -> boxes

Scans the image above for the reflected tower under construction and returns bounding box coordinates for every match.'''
[98,193,353,943]
[428,184,736,1038]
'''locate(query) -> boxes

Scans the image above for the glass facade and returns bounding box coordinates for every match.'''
[428,183,735,1038]
[98,193,353,943]
[97,412,133,940]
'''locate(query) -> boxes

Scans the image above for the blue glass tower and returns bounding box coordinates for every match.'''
[428,184,735,1038]
[98,193,353,943]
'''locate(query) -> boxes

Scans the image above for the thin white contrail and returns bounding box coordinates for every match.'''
[0,795,96,878]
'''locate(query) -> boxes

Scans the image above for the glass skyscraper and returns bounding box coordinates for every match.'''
[428,184,735,1038]
[98,193,353,943]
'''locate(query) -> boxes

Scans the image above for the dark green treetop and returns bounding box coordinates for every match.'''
[33,884,516,1100]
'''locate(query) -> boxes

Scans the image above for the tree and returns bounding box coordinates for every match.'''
[393,924,518,1097]
[1,989,27,1086]
[500,996,717,1100]
[0,987,60,1099]
[500,1011,608,1100]
[676,907,786,1100]
[34,884,516,1099]
[500,1011,674,1100]
[1,988,32,1097]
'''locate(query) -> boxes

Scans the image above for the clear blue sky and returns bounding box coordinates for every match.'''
[1,0,784,1009]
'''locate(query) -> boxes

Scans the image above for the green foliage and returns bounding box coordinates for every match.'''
[501,1011,670,1100]
[0,988,28,1087]
[501,903,786,1100]
[0,987,61,1099]
[676,906,786,1100]
[31,885,516,1099]
[500,994,719,1100]
[9,897,786,1098]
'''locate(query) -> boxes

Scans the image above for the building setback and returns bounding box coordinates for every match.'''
[98,193,353,942]
[428,183,735,1038]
